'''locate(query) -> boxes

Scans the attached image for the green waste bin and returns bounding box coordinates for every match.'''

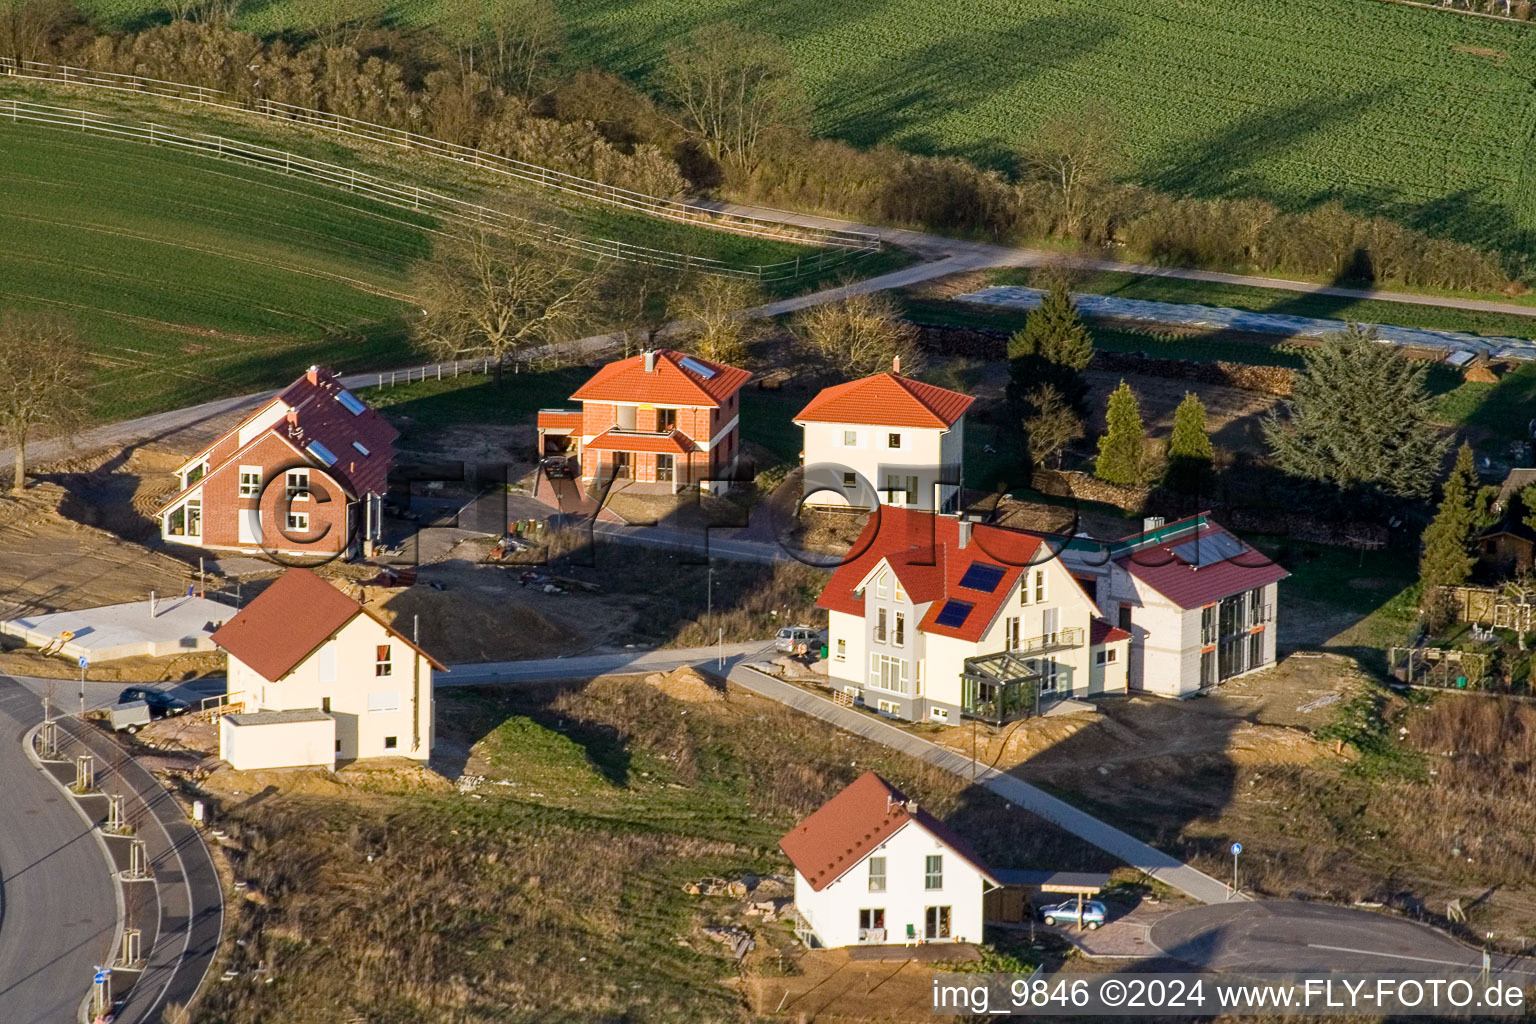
[1456,676,1468,689]
[819,644,829,660]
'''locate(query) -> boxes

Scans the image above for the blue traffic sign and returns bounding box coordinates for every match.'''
[78,655,88,669]
[1230,842,1243,856]
[93,967,109,984]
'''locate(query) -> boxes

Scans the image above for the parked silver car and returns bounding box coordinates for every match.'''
[1040,899,1107,929]
[774,625,821,653]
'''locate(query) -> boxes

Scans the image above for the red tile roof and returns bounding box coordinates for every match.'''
[780,771,997,892]
[211,568,445,682]
[536,409,583,431]
[273,369,397,498]
[817,507,1047,642]
[570,350,750,408]
[1117,523,1288,610]
[794,373,974,429]
[1089,619,1131,645]
[586,427,697,455]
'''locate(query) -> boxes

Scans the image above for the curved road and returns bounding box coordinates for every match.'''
[0,678,116,1024]
[1150,901,1536,978]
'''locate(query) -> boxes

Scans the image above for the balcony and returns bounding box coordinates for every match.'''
[1007,626,1083,658]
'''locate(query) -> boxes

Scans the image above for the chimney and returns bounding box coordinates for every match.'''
[1143,516,1165,534]
[957,518,971,549]
[643,350,658,373]
[904,799,918,814]
[285,409,299,426]
[892,355,901,375]
[306,365,320,385]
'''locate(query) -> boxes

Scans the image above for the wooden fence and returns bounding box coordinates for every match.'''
[0,56,881,256]
[0,97,872,281]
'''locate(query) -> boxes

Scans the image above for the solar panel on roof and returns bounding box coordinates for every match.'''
[335,390,367,415]
[679,356,717,379]
[306,441,338,467]
[934,600,973,628]
[959,562,1006,593]
[1171,532,1245,568]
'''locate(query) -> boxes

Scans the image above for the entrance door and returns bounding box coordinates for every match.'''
[656,454,674,482]
[924,905,951,940]
[612,452,631,479]
[238,508,263,545]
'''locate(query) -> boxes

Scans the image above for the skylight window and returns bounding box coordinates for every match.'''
[679,356,717,379]
[958,562,1006,593]
[352,441,371,456]
[934,600,973,628]
[335,390,367,415]
[306,441,338,466]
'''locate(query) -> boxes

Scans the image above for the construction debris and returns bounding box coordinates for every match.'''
[702,925,755,960]
[645,666,725,702]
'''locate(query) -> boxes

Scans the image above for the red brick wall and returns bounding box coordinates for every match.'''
[191,433,350,553]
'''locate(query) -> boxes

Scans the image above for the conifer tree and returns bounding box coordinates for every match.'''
[1167,391,1213,494]
[1095,379,1146,485]
[1007,281,1093,372]
[1419,443,1481,604]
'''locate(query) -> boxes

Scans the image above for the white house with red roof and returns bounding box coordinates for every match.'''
[159,367,396,558]
[536,349,751,496]
[794,370,973,513]
[210,568,444,769]
[819,508,1129,724]
[1061,514,1288,697]
[780,771,999,948]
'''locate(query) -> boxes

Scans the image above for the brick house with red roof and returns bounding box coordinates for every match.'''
[1060,514,1288,697]
[794,370,972,513]
[535,349,750,496]
[159,367,396,558]
[780,771,999,947]
[819,507,1129,724]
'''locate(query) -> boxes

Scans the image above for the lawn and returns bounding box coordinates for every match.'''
[0,122,427,421]
[196,676,1111,1023]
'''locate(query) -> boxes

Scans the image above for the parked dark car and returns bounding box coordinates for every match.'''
[540,455,576,480]
[116,687,191,718]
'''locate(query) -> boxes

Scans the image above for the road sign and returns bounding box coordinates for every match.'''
[93,967,109,984]
[78,655,89,669]
[1230,842,1242,856]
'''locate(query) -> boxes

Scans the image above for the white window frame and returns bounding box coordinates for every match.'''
[925,854,943,890]
[893,612,905,648]
[1035,569,1047,604]
[894,579,906,602]
[185,498,202,538]
[286,510,309,532]
[887,432,902,449]
[875,572,889,600]
[1006,616,1021,650]
[286,469,310,500]
[835,639,847,662]
[930,707,949,721]
[375,644,393,677]
[876,699,899,715]
[875,608,888,643]
[1097,648,1118,665]
[843,429,858,447]
[868,654,909,695]
[868,856,887,892]
[238,466,262,497]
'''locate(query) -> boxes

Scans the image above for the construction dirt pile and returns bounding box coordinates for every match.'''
[643,666,725,702]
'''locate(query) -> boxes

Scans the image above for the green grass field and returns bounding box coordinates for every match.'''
[1,122,428,420]
[73,0,1536,254]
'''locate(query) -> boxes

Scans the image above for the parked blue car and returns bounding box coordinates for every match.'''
[1040,899,1107,929]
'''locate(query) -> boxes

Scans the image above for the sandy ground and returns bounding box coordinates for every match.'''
[1082,369,1282,455]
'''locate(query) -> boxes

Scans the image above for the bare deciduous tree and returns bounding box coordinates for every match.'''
[667,273,765,365]
[1021,106,1124,240]
[790,289,923,378]
[0,311,89,496]
[0,0,76,62]
[439,0,562,95]
[1020,382,1083,470]
[601,260,682,358]
[662,23,808,169]
[413,229,599,383]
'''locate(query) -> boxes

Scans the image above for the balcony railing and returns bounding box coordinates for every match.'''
[1006,626,1083,657]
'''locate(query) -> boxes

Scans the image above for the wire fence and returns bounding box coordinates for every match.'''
[0,97,874,281]
[0,57,882,255]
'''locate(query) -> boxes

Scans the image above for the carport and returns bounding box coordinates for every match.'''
[984,869,1110,924]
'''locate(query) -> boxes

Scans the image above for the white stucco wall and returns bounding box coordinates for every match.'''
[219,715,335,771]
[800,420,959,511]
[230,613,435,761]
[792,820,990,948]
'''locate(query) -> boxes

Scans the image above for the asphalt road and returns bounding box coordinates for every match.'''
[0,678,117,1024]
[1150,902,1536,977]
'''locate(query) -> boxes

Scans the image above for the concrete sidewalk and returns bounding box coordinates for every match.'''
[440,641,777,686]
[725,665,1241,906]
